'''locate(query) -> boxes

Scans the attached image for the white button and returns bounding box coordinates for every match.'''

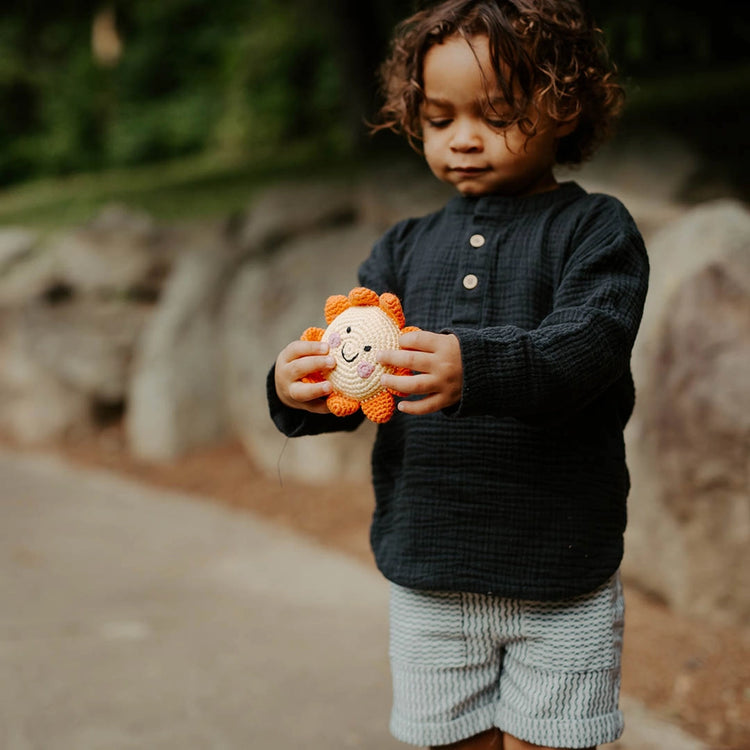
[463,274,479,290]
[469,233,485,248]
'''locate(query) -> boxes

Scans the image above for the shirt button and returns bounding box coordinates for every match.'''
[463,274,479,290]
[469,233,485,248]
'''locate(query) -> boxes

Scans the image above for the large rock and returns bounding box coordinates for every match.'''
[356,162,453,231]
[234,179,360,255]
[0,227,40,270]
[224,224,381,483]
[0,295,152,444]
[570,134,700,205]
[126,229,237,462]
[0,227,55,306]
[0,205,181,307]
[624,200,750,628]
[230,164,451,252]
[0,204,181,445]
[0,310,90,443]
[19,297,151,402]
[44,204,178,298]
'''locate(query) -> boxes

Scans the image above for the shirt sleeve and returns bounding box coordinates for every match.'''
[446,218,649,422]
[358,217,417,295]
[266,365,364,437]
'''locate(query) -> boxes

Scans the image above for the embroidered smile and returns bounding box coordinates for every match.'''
[341,342,373,363]
[342,344,359,363]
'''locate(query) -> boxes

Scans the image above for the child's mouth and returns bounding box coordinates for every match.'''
[451,166,489,175]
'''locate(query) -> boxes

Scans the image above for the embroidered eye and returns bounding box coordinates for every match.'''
[346,326,351,333]
[364,345,372,352]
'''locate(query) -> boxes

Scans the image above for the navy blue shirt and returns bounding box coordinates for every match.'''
[268,182,649,600]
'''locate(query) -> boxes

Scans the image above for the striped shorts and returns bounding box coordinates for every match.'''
[388,573,624,748]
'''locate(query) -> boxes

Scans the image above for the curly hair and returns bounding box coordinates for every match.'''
[372,0,624,165]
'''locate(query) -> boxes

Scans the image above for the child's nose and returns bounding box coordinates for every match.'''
[450,119,482,151]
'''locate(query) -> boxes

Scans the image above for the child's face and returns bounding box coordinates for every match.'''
[419,34,575,197]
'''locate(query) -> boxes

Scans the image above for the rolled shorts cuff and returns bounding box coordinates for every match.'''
[390,703,495,747]
[495,703,625,749]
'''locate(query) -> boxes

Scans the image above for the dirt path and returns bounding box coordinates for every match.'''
[8,429,749,749]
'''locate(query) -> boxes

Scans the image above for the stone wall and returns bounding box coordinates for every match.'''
[623,201,750,628]
[1,146,748,628]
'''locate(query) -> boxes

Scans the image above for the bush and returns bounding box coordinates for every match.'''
[0,1,359,185]
[0,1,746,187]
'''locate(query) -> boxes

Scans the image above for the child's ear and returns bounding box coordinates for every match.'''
[554,115,579,139]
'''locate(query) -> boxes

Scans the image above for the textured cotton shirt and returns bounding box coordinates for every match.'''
[268,181,649,600]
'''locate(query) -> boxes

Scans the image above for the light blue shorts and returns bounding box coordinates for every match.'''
[388,573,624,748]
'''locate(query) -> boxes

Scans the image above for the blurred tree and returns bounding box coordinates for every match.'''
[293,0,406,150]
[92,5,123,67]
[0,0,746,187]
[584,0,750,74]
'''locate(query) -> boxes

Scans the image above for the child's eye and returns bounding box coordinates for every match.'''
[426,118,452,129]
[485,116,511,129]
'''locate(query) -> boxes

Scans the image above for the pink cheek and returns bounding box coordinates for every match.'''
[328,332,342,347]
[357,362,375,379]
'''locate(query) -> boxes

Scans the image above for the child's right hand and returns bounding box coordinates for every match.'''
[274,340,335,414]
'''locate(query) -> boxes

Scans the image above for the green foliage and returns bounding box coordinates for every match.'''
[588,1,750,75]
[0,0,358,186]
[0,1,746,187]
[212,2,347,154]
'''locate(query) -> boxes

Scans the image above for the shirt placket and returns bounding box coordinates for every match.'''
[451,225,492,326]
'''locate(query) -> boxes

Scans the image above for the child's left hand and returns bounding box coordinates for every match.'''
[377,330,463,415]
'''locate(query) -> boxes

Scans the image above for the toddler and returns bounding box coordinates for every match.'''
[269,1,649,748]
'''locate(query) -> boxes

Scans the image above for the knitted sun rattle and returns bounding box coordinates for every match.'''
[301,286,419,423]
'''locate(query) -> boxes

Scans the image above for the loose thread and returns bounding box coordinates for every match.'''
[276,436,290,488]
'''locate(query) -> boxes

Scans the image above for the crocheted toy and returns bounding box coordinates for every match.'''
[301,286,419,423]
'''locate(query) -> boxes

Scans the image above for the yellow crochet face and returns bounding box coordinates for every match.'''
[299,287,418,424]
[323,305,400,402]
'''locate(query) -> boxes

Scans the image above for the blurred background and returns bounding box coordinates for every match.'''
[0,2,748,748]
[0,0,748,222]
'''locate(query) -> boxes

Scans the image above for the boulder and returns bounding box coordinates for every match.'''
[570,134,701,206]
[0,310,90,443]
[233,179,360,256]
[0,204,181,445]
[44,203,177,299]
[126,230,237,462]
[0,292,152,444]
[356,162,453,231]
[0,228,56,306]
[624,200,750,628]
[224,223,381,483]
[0,227,39,269]
[19,296,151,402]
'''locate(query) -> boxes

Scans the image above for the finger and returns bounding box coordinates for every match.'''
[377,348,433,373]
[398,329,441,352]
[289,379,332,403]
[286,354,336,382]
[381,372,434,395]
[396,394,444,416]
[280,339,329,364]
